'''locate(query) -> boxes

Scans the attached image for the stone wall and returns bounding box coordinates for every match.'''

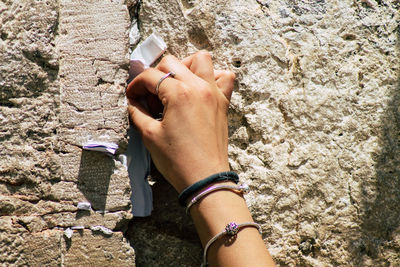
[1,0,399,266]
[127,0,400,266]
[1,0,134,265]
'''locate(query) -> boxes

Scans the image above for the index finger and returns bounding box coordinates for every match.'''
[126,68,182,105]
[126,68,170,99]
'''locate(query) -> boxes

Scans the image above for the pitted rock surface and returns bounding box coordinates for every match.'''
[127,0,400,266]
[1,0,399,266]
[1,0,134,265]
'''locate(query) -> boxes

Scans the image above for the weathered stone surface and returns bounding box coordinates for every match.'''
[1,229,135,266]
[62,229,135,266]
[1,0,135,265]
[0,230,62,266]
[132,0,400,266]
[0,0,61,202]
[1,0,399,266]
[126,179,202,266]
[24,230,63,266]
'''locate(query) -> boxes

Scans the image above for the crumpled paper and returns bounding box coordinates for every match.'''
[90,225,113,236]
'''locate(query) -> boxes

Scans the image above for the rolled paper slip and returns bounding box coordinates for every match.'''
[71,226,85,230]
[82,142,118,155]
[90,225,113,236]
[64,228,73,239]
[77,202,91,211]
[126,33,167,217]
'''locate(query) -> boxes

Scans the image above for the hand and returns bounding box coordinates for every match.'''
[126,51,235,193]
[127,53,275,266]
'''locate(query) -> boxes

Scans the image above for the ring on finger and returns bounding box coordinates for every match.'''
[156,72,176,95]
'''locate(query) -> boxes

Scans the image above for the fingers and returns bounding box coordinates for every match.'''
[181,51,235,100]
[156,55,202,85]
[126,68,180,101]
[214,70,236,101]
[128,99,159,139]
[126,52,235,104]
[126,68,163,98]
[180,51,215,84]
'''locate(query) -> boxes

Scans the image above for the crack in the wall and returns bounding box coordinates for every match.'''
[348,182,360,216]
[255,0,270,16]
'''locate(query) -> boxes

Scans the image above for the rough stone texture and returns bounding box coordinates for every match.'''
[62,230,135,266]
[126,0,400,266]
[127,179,202,266]
[1,0,134,265]
[1,0,399,266]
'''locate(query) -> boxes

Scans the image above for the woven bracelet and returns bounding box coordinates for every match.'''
[178,171,239,206]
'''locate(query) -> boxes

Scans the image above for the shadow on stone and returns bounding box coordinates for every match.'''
[355,25,400,263]
[77,150,114,211]
[64,235,72,251]
[125,175,201,267]
[75,210,91,220]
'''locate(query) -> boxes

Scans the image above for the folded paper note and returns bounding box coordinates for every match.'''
[90,225,113,236]
[127,33,167,83]
[130,33,167,67]
[127,127,153,217]
[77,202,91,211]
[64,228,73,239]
[83,142,118,155]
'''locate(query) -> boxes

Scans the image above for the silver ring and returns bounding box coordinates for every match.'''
[155,72,175,95]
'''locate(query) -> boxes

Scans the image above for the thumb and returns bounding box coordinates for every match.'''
[128,99,159,140]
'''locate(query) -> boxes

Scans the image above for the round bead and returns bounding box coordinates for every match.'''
[225,222,239,235]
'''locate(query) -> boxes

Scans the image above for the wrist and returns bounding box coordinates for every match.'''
[173,162,230,194]
[178,171,238,206]
[189,186,254,245]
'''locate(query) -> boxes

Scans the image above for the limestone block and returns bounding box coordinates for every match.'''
[62,229,135,266]
[0,0,60,203]
[0,230,62,266]
[0,196,36,216]
[1,0,399,265]
[24,231,63,266]
[0,0,59,101]
[57,0,132,219]
[134,0,400,265]
[1,0,135,265]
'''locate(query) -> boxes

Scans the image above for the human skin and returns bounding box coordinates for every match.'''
[126,51,275,266]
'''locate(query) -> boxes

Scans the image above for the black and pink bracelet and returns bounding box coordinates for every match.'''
[178,171,239,206]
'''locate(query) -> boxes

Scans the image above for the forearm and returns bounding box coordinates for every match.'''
[189,181,276,267]
[127,51,275,266]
